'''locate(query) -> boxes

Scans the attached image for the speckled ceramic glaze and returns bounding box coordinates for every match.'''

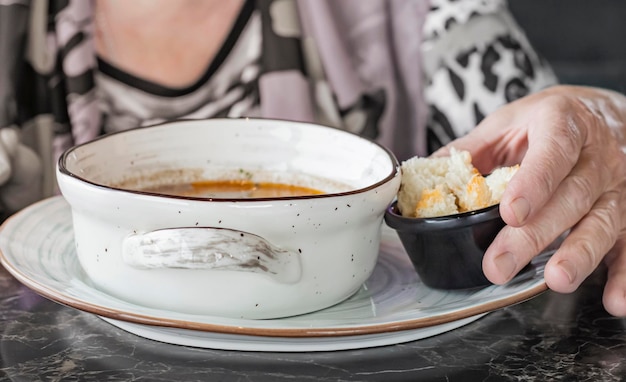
[0,196,551,352]
[57,119,400,319]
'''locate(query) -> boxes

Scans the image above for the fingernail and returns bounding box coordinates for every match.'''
[510,197,530,225]
[494,252,517,281]
[557,260,577,284]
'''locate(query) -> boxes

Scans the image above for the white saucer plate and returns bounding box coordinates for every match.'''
[0,197,551,352]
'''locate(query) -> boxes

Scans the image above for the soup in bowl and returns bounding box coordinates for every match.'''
[56,118,400,319]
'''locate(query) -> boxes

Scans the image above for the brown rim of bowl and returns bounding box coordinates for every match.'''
[58,118,400,203]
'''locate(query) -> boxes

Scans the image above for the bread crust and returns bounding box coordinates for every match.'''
[397,149,519,218]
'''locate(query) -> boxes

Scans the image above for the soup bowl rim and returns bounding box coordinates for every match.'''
[57,117,400,202]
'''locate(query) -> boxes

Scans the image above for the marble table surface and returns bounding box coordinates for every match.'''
[1,262,625,381]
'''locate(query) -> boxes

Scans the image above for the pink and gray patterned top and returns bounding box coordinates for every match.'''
[0,0,556,169]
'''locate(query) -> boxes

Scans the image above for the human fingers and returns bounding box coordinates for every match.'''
[432,88,543,173]
[603,237,626,317]
[486,89,626,287]
[542,188,621,293]
[442,90,604,231]
[498,96,591,228]
[483,147,616,286]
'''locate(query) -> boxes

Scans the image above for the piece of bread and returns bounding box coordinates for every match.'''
[414,185,458,218]
[397,148,519,218]
[485,165,519,204]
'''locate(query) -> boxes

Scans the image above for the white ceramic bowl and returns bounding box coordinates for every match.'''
[57,118,400,319]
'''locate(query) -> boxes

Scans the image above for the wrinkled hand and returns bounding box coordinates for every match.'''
[441,85,626,316]
[0,128,42,217]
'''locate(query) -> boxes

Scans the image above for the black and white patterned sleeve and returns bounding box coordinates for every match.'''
[422,0,558,154]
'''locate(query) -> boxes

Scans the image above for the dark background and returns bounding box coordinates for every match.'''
[509,0,626,93]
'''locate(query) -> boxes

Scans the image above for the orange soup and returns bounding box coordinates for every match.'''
[143,179,325,198]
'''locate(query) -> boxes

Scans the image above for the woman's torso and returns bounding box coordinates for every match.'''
[94,0,261,133]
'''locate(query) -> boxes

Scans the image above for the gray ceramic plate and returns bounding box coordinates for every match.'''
[0,196,551,352]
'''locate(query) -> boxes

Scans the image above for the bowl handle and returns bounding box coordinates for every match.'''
[122,227,302,284]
